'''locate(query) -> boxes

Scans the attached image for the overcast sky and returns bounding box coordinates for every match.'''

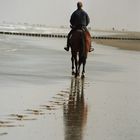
[0,0,140,31]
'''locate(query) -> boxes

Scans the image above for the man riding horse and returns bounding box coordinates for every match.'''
[64,1,94,52]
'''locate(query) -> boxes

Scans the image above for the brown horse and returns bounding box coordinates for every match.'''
[69,29,91,78]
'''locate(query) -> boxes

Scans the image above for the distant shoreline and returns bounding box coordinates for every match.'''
[94,39,140,51]
[93,32,140,51]
[0,24,140,51]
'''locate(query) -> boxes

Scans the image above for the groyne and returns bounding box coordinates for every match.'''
[0,31,140,40]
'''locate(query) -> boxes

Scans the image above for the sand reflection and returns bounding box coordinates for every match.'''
[63,78,88,140]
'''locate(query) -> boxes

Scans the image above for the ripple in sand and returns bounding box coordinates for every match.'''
[60,90,69,94]
[0,124,23,127]
[8,114,36,121]
[0,121,11,124]
[25,109,45,115]
[40,105,57,110]
[0,132,8,136]
[0,120,18,128]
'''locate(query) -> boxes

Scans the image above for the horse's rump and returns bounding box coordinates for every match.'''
[70,29,82,54]
[70,29,91,58]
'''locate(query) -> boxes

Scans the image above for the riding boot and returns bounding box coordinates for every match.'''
[64,38,70,51]
[64,28,75,51]
[64,32,71,51]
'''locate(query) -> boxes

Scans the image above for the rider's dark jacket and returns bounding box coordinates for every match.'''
[70,9,90,28]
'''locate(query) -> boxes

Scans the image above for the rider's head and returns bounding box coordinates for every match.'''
[77,1,83,9]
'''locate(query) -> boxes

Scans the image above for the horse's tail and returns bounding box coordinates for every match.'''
[85,31,91,52]
[80,30,91,60]
[80,31,86,60]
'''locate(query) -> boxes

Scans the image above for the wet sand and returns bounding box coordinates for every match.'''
[0,35,140,140]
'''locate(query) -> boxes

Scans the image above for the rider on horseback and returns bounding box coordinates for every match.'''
[64,1,94,52]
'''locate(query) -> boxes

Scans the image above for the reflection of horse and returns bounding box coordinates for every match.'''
[69,29,91,78]
[63,78,88,140]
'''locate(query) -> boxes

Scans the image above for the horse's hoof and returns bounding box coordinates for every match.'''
[72,71,75,75]
[81,74,85,79]
[75,73,80,78]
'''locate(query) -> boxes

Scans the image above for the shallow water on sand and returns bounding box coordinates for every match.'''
[0,35,140,140]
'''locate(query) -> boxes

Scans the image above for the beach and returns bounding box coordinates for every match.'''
[93,31,140,51]
[0,34,140,140]
[94,39,140,51]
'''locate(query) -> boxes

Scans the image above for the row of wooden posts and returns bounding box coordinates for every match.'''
[0,31,140,40]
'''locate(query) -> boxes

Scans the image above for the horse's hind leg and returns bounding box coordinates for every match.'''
[78,57,82,76]
[74,55,79,77]
[81,58,86,78]
[71,56,75,75]
[75,58,78,77]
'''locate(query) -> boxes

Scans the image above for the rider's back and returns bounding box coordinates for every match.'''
[70,9,90,27]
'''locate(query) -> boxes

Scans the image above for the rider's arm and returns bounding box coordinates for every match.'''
[86,13,90,26]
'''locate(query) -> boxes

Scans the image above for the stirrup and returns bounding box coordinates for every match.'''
[64,47,69,51]
[89,47,94,52]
